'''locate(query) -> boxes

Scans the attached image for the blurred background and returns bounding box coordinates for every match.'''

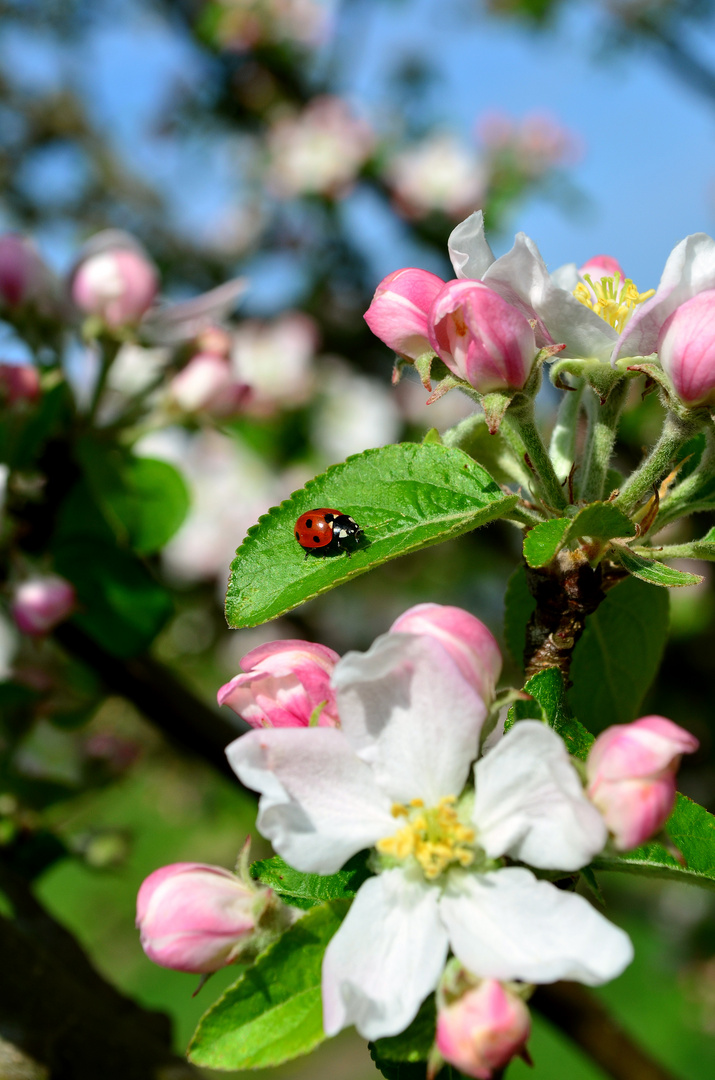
[2,0,715,1077]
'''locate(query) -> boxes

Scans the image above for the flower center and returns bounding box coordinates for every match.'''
[376,796,476,880]
[572,273,655,333]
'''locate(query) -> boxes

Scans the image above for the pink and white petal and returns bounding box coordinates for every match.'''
[615,232,715,361]
[440,868,633,986]
[241,639,340,678]
[333,633,487,806]
[322,869,449,1040]
[448,211,496,280]
[474,721,607,870]
[226,729,395,874]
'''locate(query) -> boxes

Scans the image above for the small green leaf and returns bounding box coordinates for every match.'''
[567,576,669,730]
[188,900,349,1069]
[225,443,517,628]
[523,517,570,568]
[76,439,190,554]
[503,565,535,670]
[250,853,371,910]
[614,545,703,587]
[506,668,594,759]
[594,794,715,890]
[566,502,634,543]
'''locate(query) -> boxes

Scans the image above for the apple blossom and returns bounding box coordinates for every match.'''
[136,862,257,973]
[230,312,317,412]
[655,290,715,406]
[586,716,699,851]
[218,639,341,728]
[227,632,631,1040]
[169,353,249,417]
[71,230,159,328]
[364,268,445,362]
[11,575,76,636]
[0,234,57,312]
[436,979,530,1079]
[0,362,41,405]
[428,279,538,393]
[390,603,501,705]
[384,134,486,221]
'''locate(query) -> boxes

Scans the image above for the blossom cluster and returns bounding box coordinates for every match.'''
[365,209,715,408]
[138,603,696,1077]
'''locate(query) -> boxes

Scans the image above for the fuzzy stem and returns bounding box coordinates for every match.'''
[579,379,629,503]
[614,411,703,517]
[652,424,715,532]
[506,398,568,512]
[549,378,584,482]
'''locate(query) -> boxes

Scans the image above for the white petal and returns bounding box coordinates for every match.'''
[322,869,449,1040]
[440,867,633,985]
[473,721,607,870]
[226,729,396,874]
[616,232,715,361]
[448,211,495,279]
[333,633,486,805]
[550,263,580,291]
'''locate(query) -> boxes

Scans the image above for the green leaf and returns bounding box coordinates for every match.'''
[566,502,634,543]
[503,565,535,670]
[76,439,189,554]
[225,443,518,628]
[506,667,594,759]
[53,540,172,658]
[614,545,703,587]
[250,853,371,910]
[567,576,669,730]
[188,900,348,1069]
[594,794,715,890]
[523,517,570,568]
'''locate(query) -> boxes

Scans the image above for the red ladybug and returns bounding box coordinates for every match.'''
[294,508,363,557]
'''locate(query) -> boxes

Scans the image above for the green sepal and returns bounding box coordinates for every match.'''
[551,357,631,401]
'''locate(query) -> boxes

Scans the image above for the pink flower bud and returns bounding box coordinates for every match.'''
[436,981,531,1079]
[390,603,501,705]
[169,353,248,417]
[0,234,54,310]
[586,716,699,851]
[218,639,341,728]
[71,231,159,328]
[364,268,445,361]
[136,862,257,973]
[0,362,41,405]
[657,290,715,405]
[428,279,537,393]
[11,575,76,636]
[579,255,625,283]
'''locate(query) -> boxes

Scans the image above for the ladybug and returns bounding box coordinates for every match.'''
[294,508,363,557]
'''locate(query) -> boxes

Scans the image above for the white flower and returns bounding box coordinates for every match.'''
[447,211,654,363]
[226,633,632,1041]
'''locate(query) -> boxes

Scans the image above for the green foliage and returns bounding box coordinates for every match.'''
[188,900,349,1070]
[523,502,635,569]
[442,411,532,489]
[567,576,669,730]
[506,667,594,759]
[75,438,189,555]
[250,853,372,910]
[0,378,73,469]
[594,794,715,891]
[225,443,518,628]
[614,546,703,587]
[503,564,535,669]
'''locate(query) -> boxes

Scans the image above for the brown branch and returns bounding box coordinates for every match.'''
[0,861,199,1080]
[53,621,255,792]
[531,982,679,1080]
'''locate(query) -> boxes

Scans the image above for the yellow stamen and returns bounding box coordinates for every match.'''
[573,273,655,333]
[377,795,476,880]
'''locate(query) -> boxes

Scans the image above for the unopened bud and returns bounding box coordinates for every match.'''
[436,980,531,1079]
[364,268,445,361]
[11,575,76,636]
[71,231,159,328]
[657,290,715,406]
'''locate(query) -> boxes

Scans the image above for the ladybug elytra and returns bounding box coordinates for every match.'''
[294,508,363,557]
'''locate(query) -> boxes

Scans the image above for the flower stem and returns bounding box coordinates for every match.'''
[86,337,121,425]
[579,379,629,504]
[506,397,568,512]
[614,411,704,518]
[652,424,715,531]
[549,378,584,483]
